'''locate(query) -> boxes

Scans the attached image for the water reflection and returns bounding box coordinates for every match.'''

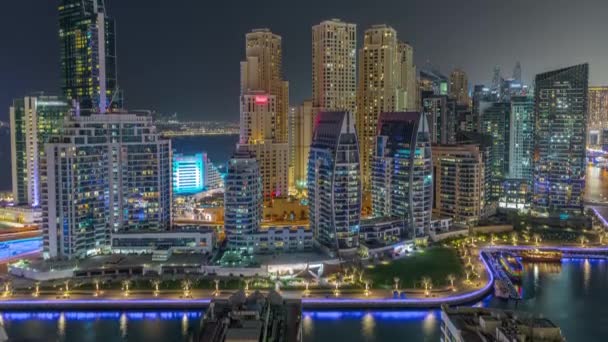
[361,313,375,341]
[181,313,189,336]
[422,311,437,336]
[583,259,591,291]
[58,312,66,339]
[119,313,127,339]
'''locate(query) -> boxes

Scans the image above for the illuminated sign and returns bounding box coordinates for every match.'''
[255,95,269,105]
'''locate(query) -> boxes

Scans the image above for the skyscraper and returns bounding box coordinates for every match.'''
[59,0,120,114]
[224,147,263,252]
[422,94,457,144]
[42,113,171,259]
[291,100,314,193]
[480,102,511,200]
[10,95,70,206]
[372,112,433,238]
[449,68,470,106]
[242,29,289,143]
[357,25,417,190]
[432,144,485,227]
[308,112,361,255]
[509,96,535,181]
[240,29,289,198]
[533,64,589,216]
[312,19,357,113]
[588,86,608,133]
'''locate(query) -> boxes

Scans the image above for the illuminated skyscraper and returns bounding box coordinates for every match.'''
[357,25,418,190]
[432,144,485,227]
[240,29,289,198]
[449,68,469,106]
[291,100,314,193]
[480,102,511,200]
[500,96,535,210]
[588,86,608,134]
[242,28,289,143]
[224,147,263,252]
[59,0,120,114]
[308,112,361,255]
[42,114,171,259]
[509,96,535,181]
[372,112,433,237]
[172,153,205,195]
[10,95,70,206]
[312,19,357,113]
[533,64,588,216]
[422,94,457,145]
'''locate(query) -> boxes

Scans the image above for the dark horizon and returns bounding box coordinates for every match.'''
[1,0,608,122]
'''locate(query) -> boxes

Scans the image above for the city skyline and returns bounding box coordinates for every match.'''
[2,0,608,122]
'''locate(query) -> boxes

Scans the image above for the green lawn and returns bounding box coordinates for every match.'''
[366,247,464,289]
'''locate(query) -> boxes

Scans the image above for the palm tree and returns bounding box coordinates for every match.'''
[421,277,432,296]
[533,233,542,246]
[447,274,456,290]
[393,277,400,291]
[579,235,588,247]
[511,232,519,246]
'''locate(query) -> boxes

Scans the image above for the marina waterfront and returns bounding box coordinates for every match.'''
[1,259,607,341]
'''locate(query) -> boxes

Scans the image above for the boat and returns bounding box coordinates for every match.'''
[520,249,562,263]
[498,253,523,281]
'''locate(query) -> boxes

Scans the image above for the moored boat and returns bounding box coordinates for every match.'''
[499,253,523,281]
[520,249,562,262]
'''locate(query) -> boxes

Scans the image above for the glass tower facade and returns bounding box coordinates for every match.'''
[224,147,263,252]
[59,0,120,114]
[42,114,171,259]
[308,111,361,254]
[10,95,70,206]
[372,112,433,238]
[480,102,511,201]
[172,153,205,195]
[533,64,589,216]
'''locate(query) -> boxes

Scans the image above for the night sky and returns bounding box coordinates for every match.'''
[1,0,608,122]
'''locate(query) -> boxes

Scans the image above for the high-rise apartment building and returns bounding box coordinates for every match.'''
[290,100,314,193]
[449,69,470,106]
[59,0,120,114]
[241,29,289,143]
[240,29,289,198]
[422,94,457,144]
[509,96,535,181]
[312,19,357,113]
[499,96,535,210]
[533,64,588,216]
[372,112,433,237]
[457,132,496,218]
[224,147,263,252]
[588,86,608,136]
[432,144,485,227]
[308,112,361,255]
[480,102,511,200]
[42,114,171,259]
[10,95,70,207]
[357,25,418,190]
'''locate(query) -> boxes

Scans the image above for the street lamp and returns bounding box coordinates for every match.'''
[214,279,220,296]
[32,282,40,297]
[122,280,131,297]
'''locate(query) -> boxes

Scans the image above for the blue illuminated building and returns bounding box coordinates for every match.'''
[172,153,205,195]
[372,112,433,238]
[308,111,361,255]
[533,64,588,216]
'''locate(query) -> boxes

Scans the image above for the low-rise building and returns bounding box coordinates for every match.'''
[253,224,313,254]
[199,290,302,342]
[111,229,216,255]
[441,306,565,342]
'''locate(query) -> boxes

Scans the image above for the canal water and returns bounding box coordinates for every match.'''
[1,259,607,341]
